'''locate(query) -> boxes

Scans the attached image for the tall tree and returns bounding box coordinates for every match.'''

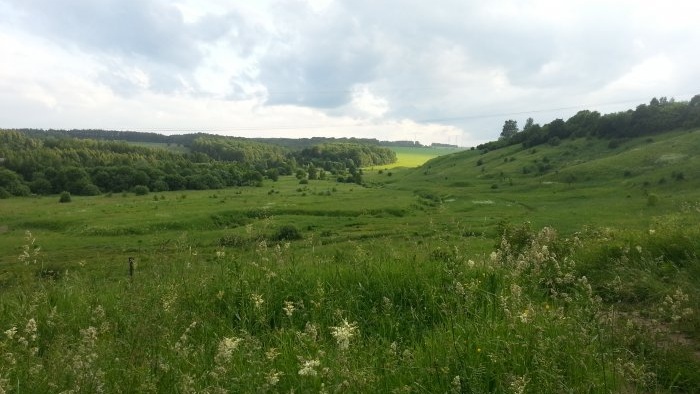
[500,119,519,140]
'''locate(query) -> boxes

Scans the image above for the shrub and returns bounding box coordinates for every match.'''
[133,185,150,195]
[270,224,303,241]
[59,191,71,203]
[647,193,659,206]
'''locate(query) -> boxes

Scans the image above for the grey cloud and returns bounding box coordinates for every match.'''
[6,0,202,68]
[258,1,384,108]
[256,0,657,120]
[2,0,261,95]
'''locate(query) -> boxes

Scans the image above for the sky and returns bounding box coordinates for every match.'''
[1,0,699,146]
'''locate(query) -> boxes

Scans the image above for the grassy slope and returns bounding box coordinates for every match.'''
[382,129,700,232]
[0,130,699,392]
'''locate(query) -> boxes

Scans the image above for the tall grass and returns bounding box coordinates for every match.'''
[2,217,698,393]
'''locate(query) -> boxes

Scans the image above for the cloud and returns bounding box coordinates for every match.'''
[7,0,207,66]
[256,1,634,116]
[1,0,699,145]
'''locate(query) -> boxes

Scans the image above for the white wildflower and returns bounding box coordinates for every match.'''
[450,375,462,394]
[251,293,264,310]
[330,319,359,350]
[298,359,321,377]
[266,369,283,386]
[265,347,280,361]
[215,337,242,364]
[518,308,530,324]
[509,375,528,394]
[25,318,37,342]
[283,301,295,317]
[4,326,17,340]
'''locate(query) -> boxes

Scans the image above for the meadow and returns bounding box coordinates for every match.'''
[1,133,699,393]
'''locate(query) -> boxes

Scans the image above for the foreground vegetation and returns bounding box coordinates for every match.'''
[1,204,698,392]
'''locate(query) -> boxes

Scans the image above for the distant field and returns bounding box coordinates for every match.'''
[377,146,465,168]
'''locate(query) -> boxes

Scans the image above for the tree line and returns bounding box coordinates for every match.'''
[0,130,397,197]
[479,95,700,151]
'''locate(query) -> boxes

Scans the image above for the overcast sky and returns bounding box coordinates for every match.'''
[1,0,699,146]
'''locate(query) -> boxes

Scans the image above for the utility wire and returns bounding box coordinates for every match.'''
[118,91,699,133]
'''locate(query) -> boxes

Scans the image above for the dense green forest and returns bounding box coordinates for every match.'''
[0,131,397,197]
[479,94,700,151]
[4,95,697,198]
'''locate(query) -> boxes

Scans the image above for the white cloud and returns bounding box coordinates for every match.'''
[0,0,699,145]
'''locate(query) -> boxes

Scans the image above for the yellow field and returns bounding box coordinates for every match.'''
[383,146,465,168]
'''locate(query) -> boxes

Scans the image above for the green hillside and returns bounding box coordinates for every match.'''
[377,129,700,233]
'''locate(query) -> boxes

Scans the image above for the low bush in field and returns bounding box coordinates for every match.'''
[270,224,303,241]
[59,191,71,203]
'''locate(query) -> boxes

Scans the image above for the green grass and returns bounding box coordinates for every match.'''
[1,131,699,392]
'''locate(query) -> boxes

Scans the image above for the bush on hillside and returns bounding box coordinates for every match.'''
[270,224,303,241]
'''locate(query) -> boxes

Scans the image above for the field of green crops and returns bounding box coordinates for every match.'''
[1,131,699,392]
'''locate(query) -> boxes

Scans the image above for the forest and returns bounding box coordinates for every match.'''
[479,94,700,151]
[0,131,397,197]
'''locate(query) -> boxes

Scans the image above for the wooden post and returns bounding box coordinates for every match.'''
[129,257,134,278]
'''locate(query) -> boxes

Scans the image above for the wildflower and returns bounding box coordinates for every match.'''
[304,322,319,341]
[450,375,462,394]
[509,375,529,394]
[635,245,642,254]
[214,336,242,364]
[330,319,359,350]
[467,259,475,268]
[382,296,393,311]
[25,318,37,342]
[266,369,283,386]
[265,347,280,361]
[4,326,17,340]
[390,341,398,354]
[283,301,295,317]
[216,290,225,300]
[215,250,226,259]
[518,308,530,324]
[298,359,321,376]
[251,293,264,310]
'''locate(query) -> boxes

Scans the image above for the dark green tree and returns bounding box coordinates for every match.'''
[500,120,519,140]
